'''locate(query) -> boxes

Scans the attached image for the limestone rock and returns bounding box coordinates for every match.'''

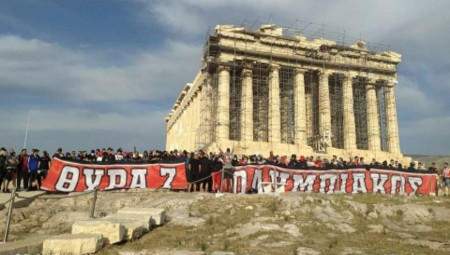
[284,223,302,237]
[0,235,49,255]
[211,252,235,255]
[340,247,365,255]
[102,217,148,240]
[325,222,356,233]
[170,217,206,227]
[345,200,367,214]
[106,213,152,231]
[296,246,321,255]
[405,239,448,251]
[368,224,386,234]
[230,222,281,237]
[262,241,293,247]
[72,220,125,244]
[117,207,166,226]
[42,233,103,255]
[150,250,206,255]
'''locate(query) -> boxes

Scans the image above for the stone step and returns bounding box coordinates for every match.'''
[102,216,148,240]
[117,207,166,226]
[72,220,125,244]
[0,235,51,255]
[107,212,152,230]
[42,233,103,255]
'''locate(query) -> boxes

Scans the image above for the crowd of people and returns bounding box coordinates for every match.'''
[0,148,50,193]
[1,146,450,195]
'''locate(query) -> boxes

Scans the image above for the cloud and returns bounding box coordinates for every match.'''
[0,34,201,152]
[396,74,440,116]
[0,35,201,104]
[400,115,450,155]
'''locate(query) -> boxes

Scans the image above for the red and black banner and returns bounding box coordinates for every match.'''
[41,158,188,192]
[213,165,437,195]
[43,158,437,195]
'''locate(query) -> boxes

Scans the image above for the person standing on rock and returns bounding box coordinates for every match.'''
[442,163,450,196]
[27,149,40,191]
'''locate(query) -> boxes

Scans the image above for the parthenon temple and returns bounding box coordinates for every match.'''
[166,24,407,162]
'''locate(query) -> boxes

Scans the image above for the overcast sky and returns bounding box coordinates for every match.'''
[0,0,449,155]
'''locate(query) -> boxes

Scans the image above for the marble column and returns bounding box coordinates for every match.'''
[268,64,281,143]
[240,68,253,144]
[204,75,213,144]
[366,81,381,151]
[217,66,230,142]
[343,72,357,150]
[385,81,400,154]
[294,68,307,146]
[305,78,313,140]
[318,70,332,145]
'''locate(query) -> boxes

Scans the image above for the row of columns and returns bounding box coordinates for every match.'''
[215,64,400,154]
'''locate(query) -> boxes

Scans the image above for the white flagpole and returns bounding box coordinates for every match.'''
[23,111,31,149]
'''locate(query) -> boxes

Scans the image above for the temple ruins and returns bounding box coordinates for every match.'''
[165,24,408,162]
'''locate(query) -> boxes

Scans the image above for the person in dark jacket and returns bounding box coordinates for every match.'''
[288,154,300,169]
[38,151,51,188]
[188,152,201,192]
[199,152,212,192]
[102,147,116,163]
[3,149,18,192]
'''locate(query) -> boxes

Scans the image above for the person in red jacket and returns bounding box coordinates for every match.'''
[17,148,29,191]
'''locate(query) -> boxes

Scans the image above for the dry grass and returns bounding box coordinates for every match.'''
[98,193,450,255]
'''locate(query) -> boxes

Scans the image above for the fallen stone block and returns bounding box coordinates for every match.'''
[0,235,50,255]
[103,216,148,240]
[108,213,152,230]
[72,220,125,244]
[117,207,166,226]
[42,233,103,255]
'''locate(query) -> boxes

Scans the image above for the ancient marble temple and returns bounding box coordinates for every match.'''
[166,24,407,162]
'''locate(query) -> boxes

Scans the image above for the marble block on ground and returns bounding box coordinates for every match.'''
[72,220,125,244]
[42,233,103,255]
[103,216,148,240]
[117,207,166,226]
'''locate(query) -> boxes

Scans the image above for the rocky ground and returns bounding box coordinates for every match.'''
[1,189,450,255]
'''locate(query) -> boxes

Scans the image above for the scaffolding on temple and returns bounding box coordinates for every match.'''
[174,19,396,158]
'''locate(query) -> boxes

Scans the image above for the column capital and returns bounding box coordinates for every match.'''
[242,67,253,77]
[386,79,398,87]
[270,63,281,71]
[346,70,359,78]
[366,83,376,91]
[318,69,333,77]
[218,65,230,72]
[294,67,308,75]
